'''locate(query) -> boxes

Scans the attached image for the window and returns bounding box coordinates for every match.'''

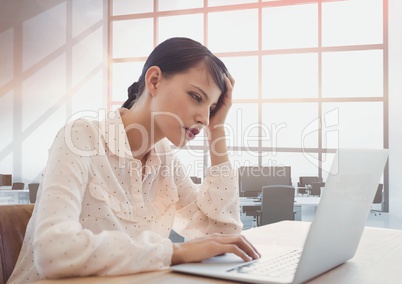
[108,0,389,209]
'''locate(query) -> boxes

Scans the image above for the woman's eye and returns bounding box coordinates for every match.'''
[190,93,202,103]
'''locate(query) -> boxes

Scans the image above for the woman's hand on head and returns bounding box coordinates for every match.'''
[207,73,235,131]
[171,233,260,265]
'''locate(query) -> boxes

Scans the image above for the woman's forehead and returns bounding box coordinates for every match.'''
[185,67,221,98]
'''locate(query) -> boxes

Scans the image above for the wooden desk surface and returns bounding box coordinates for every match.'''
[34,221,402,284]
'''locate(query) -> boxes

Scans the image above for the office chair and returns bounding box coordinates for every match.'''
[28,183,40,203]
[190,176,201,184]
[0,175,12,186]
[370,184,383,216]
[310,182,325,196]
[238,166,292,198]
[11,182,25,190]
[297,176,321,196]
[257,185,295,226]
[0,204,34,284]
[238,166,292,226]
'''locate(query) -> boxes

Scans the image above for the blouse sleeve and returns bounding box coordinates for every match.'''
[32,119,173,279]
[172,156,243,239]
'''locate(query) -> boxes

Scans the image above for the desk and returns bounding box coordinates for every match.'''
[0,186,12,190]
[240,196,320,222]
[240,196,320,207]
[0,189,30,204]
[33,221,402,284]
[0,196,12,203]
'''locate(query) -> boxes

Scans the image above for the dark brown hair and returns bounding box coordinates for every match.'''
[122,37,229,110]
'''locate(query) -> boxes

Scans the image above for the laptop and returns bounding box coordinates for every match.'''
[171,148,389,284]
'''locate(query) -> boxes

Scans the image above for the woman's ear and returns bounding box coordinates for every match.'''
[145,66,162,97]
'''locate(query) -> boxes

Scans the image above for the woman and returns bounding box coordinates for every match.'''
[8,37,259,283]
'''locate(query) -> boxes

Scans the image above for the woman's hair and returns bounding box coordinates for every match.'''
[122,37,229,110]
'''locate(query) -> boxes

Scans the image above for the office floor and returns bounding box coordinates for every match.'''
[241,197,402,231]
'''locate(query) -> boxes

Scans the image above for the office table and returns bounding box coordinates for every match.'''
[0,186,12,190]
[0,188,30,204]
[0,197,12,203]
[240,196,320,207]
[33,221,402,284]
[240,196,320,221]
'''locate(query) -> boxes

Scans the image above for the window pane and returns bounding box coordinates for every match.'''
[113,19,153,58]
[229,150,259,169]
[159,0,203,11]
[226,103,259,148]
[72,0,103,38]
[72,70,105,114]
[262,103,319,149]
[262,152,319,187]
[23,3,66,70]
[223,56,258,100]
[208,9,258,52]
[262,4,318,50]
[22,106,66,181]
[322,50,383,98]
[158,14,203,44]
[209,0,257,7]
[22,55,66,131]
[322,102,383,149]
[112,61,144,101]
[175,149,206,178]
[111,104,122,111]
[262,53,318,99]
[72,27,103,86]
[0,90,14,149]
[322,0,383,46]
[112,0,153,15]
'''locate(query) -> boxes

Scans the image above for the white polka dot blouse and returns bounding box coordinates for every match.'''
[8,109,242,283]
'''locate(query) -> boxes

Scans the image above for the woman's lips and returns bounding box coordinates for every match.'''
[185,127,200,140]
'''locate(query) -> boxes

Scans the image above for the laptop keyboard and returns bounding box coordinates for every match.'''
[227,248,302,278]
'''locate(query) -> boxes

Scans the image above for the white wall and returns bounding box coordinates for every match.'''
[0,0,107,184]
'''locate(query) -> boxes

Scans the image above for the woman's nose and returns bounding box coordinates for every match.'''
[196,108,209,126]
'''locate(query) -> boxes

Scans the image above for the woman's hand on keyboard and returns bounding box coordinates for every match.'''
[171,233,261,265]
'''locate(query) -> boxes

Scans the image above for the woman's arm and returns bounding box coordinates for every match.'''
[169,71,261,261]
[33,119,172,278]
[207,74,234,166]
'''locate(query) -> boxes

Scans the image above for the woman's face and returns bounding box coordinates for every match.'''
[150,63,222,147]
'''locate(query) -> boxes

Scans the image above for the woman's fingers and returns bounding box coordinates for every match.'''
[171,234,260,265]
[211,234,261,260]
[226,72,235,88]
[223,73,234,104]
[212,244,252,262]
[208,73,234,127]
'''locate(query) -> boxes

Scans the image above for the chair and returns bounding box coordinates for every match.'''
[297,176,321,196]
[190,176,201,184]
[371,184,383,216]
[28,183,40,203]
[11,183,24,190]
[0,204,34,284]
[239,166,292,198]
[257,185,295,226]
[0,175,12,187]
[310,182,325,196]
